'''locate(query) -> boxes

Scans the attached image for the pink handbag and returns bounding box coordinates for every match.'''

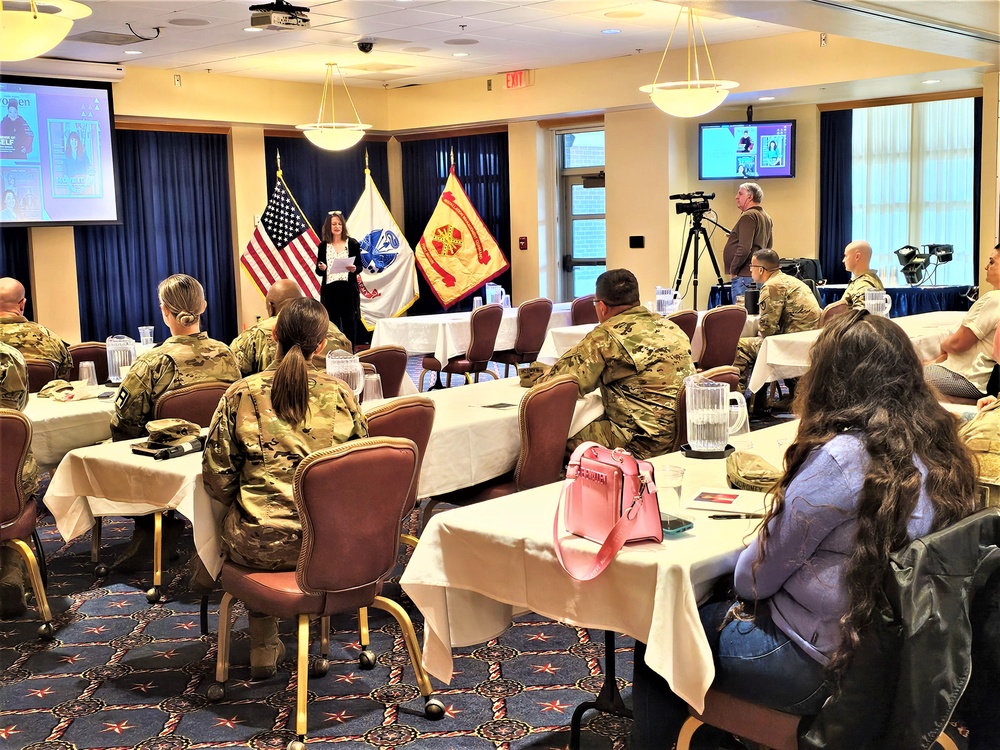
[553,441,662,581]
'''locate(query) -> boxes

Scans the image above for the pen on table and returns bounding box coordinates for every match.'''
[709,513,764,520]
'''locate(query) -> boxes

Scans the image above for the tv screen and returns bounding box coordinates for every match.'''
[699,120,796,180]
[0,75,120,227]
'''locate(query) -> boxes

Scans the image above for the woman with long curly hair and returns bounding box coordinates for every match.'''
[632,310,980,746]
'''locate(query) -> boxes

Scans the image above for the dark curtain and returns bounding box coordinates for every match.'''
[401,132,511,315]
[819,110,853,285]
[74,130,236,343]
[0,226,33,320]
[973,96,982,281]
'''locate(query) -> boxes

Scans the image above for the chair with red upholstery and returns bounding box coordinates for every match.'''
[68,341,109,384]
[421,374,579,529]
[666,309,698,342]
[24,359,56,393]
[494,297,554,377]
[571,294,599,326]
[358,345,409,398]
[670,366,741,452]
[0,408,54,639]
[420,303,502,389]
[206,437,444,747]
[153,381,231,427]
[820,299,852,327]
[697,306,748,371]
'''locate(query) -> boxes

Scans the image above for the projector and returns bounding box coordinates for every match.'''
[250,11,310,29]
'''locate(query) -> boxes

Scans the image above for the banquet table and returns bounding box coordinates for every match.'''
[746,310,967,392]
[370,301,573,362]
[400,420,797,714]
[24,391,115,467]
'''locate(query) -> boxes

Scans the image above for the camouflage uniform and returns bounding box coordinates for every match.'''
[523,306,695,460]
[0,342,38,500]
[110,332,240,440]
[0,313,71,379]
[203,369,368,570]
[230,316,352,377]
[842,271,885,310]
[734,271,821,391]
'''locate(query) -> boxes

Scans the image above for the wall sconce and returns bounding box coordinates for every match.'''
[0,0,92,62]
[296,62,372,151]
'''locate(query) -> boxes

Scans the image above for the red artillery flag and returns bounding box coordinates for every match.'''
[415,165,509,309]
[240,170,321,299]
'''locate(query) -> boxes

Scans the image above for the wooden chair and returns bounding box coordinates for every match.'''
[494,297,554,377]
[666,309,698,342]
[571,294,599,326]
[206,438,444,748]
[0,409,54,639]
[820,299,851,326]
[24,359,56,393]
[153,381,231,427]
[68,341,109,384]
[697,306,747,371]
[358,345,408,398]
[420,303,502,389]
[670,366,740,452]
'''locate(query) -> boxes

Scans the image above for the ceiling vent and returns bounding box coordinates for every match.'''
[66,30,138,46]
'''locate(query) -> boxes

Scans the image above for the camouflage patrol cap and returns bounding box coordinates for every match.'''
[146,418,201,446]
[37,379,74,398]
[726,450,781,492]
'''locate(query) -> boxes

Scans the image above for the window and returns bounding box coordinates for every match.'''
[851,98,974,285]
[558,129,605,298]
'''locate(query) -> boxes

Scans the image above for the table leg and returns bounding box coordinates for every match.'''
[147,512,163,603]
[569,630,632,749]
[92,519,109,577]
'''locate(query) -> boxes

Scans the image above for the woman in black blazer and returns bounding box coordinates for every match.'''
[315,210,360,346]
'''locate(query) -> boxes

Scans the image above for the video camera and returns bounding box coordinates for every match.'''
[670,191,715,216]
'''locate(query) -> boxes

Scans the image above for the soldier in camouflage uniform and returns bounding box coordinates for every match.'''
[0,277,71,379]
[841,240,884,310]
[230,279,351,376]
[204,298,367,679]
[0,341,38,617]
[520,269,695,460]
[734,249,821,393]
[110,274,241,572]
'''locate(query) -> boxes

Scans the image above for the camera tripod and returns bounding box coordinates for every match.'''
[672,212,728,310]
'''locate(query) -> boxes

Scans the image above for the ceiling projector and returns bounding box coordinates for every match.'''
[250,10,310,29]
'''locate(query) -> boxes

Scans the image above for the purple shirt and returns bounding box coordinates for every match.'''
[734,434,934,664]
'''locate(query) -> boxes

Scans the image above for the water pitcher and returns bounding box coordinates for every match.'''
[106,335,136,384]
[326,350,365,397]
[685,375,748,453]
[863,289,892,317]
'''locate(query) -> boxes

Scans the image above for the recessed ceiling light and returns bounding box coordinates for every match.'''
[923,78,941,84]
[758,96,775,101]
[244,26,262,32]
[453,52,469,57]
[602,29,621,35]
[123,50,142,55]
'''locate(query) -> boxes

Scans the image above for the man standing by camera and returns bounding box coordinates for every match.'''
[724,183,772,302]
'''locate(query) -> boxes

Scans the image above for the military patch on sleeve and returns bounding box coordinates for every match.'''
[115,387,130,410]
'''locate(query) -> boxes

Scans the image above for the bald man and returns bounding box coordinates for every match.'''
[0,277,71,379]
[230,279,352,376]
[841,241,885,310]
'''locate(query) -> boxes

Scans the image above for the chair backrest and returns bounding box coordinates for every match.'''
[466,303,504,363]
[514,374,579,490]
[294,437,417,605]
[671,366,740,452]
[698,305,748,370]
[153,381,231,427]
[571,294,599,326]
[364,395,435,514]
[666,309,699,342]
[68,341,109,383]
[358,345,408,398]
[0,408,32,525]
[802,277,823,307]
[512,298,554,356]
[820,299,851,326]
[24,359,56,393]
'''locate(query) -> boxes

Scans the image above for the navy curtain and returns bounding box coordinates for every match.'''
[74,129,236,343]
[973,96,983,280]
[401,132,511,315]
[819,110,853,285]
[0,226,33,320]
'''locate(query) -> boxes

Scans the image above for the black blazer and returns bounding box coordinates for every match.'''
[315,237,361,288]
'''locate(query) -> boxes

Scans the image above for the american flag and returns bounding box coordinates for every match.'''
[240,173,321,299]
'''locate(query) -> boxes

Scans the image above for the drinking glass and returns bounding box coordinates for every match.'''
[362,373,384,402]
[138,325,155,346]
[472,296,484,309]
[78,361,98,387]
[658,465,685,512]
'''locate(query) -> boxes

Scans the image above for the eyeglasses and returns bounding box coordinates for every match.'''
[748,264,769,271]
[592,299,605,307]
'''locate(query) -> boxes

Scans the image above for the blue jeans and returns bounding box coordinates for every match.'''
[631,600,831,748]
[730,276,754,303]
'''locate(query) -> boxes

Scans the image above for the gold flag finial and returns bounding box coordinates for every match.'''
[276,149,282,178]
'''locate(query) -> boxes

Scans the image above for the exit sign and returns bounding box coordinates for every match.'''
[504,70,533,89]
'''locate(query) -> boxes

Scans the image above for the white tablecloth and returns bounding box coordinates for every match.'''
[371,302,573,362]
[24,392,115,467]
[747,310,967,391]
[400,420,798,713]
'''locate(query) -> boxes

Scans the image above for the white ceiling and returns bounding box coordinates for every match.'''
[20,0,1000,94]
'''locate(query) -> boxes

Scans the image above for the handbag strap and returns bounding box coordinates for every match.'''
[553,442,657,581]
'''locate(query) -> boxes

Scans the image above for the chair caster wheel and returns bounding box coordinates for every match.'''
[359,648,376,670]
[206,683,225,702]
[310,658,329,677]
[38,622,54,640]
[287,740,306,750]
[146,587,160,603]
[424,696,445,720]
[94,563,109,578]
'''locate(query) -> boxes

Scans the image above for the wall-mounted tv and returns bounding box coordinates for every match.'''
[699,119,796,180]
[0,75,121,227]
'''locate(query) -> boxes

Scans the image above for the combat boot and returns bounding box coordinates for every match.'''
[248,612,285,680]
[0,546,27,619]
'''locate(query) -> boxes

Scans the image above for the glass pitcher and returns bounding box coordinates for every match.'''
[864,289,892,317]
[326,350,365,398]
[106,335,136,384]
[684,375,748,453]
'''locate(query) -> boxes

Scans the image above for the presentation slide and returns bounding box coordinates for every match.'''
[700,120,795,180]
[0,77,119,226]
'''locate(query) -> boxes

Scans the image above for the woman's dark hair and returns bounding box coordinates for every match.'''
[755,310,978,677]
[271,298,329,425]
[321,211,351,243]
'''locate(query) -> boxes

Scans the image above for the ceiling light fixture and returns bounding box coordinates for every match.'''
[922,78,941,84]
[244,26,263,32]
[602,29,621,35]
[639,6,738,118]
[296,62,371,152]
[0,0,92,62]
[452,52,469,57]
[758,96,775,101]
[123,49,142,55]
